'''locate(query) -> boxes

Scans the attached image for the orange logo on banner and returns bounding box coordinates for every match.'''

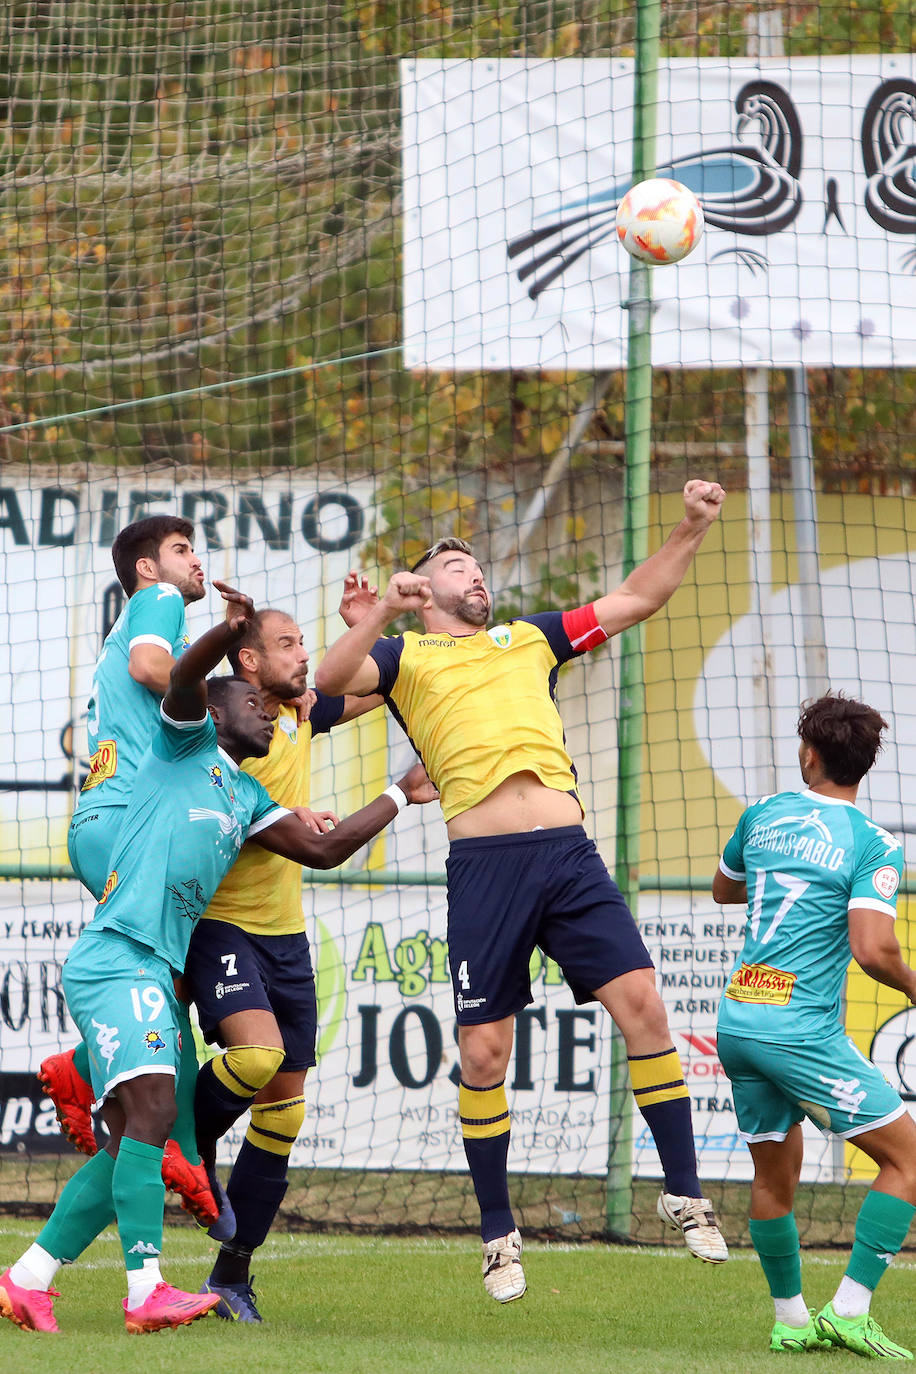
[81,739,118,791]
[724,961,796,1006]
[98,870,118,904]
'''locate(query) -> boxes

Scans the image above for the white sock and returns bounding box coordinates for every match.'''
[832,1276,872,1318]
[9,1243,60,1291]
[773,1294,810,1327]
[125,1259,164,1309]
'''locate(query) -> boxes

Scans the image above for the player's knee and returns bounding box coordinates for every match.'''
[614,972,669,1037]
[216,1043,286,1095]
[455,1033,508,1082]
[117,1074,177,1144]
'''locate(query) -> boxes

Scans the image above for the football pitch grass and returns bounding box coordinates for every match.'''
[3,1222,916,1373]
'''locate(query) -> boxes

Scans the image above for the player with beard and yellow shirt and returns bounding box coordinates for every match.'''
[184,584,384,1323]
[315,481,730,1303]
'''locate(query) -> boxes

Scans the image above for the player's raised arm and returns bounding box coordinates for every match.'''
[589,479,725,638]
[164,581,255,722]
[252,760,438,869]
[314,570,432,695]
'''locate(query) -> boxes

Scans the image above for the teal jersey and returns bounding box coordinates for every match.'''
[87,708,288,972]
[716,788,903,1042]
[76,582,191,810]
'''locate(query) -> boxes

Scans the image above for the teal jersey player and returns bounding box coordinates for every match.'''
[713,694,916,1362]
[88,707,287,975]
[80,582,190,811]
[717,788,903,1043]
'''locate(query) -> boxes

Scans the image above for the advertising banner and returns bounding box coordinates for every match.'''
[403,56,916,369]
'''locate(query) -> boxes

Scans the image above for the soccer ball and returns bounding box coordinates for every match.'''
[615,178,704,265]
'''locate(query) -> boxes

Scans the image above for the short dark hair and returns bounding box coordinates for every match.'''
[797,692,888,787]
[111,516,195,595]
[206,674,251,712]
[409,536,474,574]
[225,609,278,674]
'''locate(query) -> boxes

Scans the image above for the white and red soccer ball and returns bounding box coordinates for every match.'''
[615,178,705,265]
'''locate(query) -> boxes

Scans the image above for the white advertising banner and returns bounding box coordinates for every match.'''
[402,56,916,369]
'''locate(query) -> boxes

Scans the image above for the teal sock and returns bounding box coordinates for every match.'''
[35,1148,116,1262]
[847,1190,916,1291]
[749,1214,802,1298]
[112,1137,165,1271]
[72,1040,92,1083]
[171,1004,202,1163]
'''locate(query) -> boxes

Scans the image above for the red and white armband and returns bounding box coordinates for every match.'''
[561,603,609,653]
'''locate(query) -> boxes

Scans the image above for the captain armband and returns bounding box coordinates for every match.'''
[562,603,609,653]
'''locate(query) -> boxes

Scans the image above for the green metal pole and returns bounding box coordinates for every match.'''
[607,0,660,1238]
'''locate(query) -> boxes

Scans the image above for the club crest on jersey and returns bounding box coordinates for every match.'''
[279,715,297,743]
[143,1029,166,1053]
[487,625,512,648]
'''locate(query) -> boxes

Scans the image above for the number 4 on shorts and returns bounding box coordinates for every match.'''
[458,960,470,989]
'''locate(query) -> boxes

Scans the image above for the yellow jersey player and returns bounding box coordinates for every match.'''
[315,480,729,1301]
[184,590,384,1323]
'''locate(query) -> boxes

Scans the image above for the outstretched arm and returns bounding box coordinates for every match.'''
[252,761,438,869]
[591,480,725,637]
[164,581,256,722]
[315,571,433,695]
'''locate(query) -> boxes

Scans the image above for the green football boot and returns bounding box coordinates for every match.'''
[770,1312,832,1352]
[814,1303,913,1360]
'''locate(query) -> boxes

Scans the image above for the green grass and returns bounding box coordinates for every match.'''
[3,1222,916,1373]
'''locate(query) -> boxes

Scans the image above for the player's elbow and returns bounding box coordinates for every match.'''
[313,663,337,693]
[851,936,897,978]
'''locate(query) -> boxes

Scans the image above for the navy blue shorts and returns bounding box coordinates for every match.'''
[184,919,317,1072]
[445,825,652,1024]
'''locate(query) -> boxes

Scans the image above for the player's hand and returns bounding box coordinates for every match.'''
[381,570,433,617]
[682,480,726,528]
[396,761,439,805]
[291,804,339,833]
[339,571,380,627]
[212,580,255,633]
[290,689,317,724]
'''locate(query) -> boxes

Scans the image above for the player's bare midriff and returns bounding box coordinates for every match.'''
[445,770,582,840]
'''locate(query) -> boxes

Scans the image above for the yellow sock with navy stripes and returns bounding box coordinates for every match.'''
[212,1096,307,1282]
[628,1048,701,1197]
[459,1079,515,1242]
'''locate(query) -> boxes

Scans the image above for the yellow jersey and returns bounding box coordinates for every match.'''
[199,695,344,936]
[368,608,607,823]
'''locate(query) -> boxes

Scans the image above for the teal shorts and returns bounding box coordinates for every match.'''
[63,929,181,1108]
[67,805,125,900]
[717,1028,906,1141]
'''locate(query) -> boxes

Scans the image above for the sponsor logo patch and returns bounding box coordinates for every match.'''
[143,1029,166,1053]
[724,961,796,1006]
[82,739,117,792]
[98,870,118,904]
